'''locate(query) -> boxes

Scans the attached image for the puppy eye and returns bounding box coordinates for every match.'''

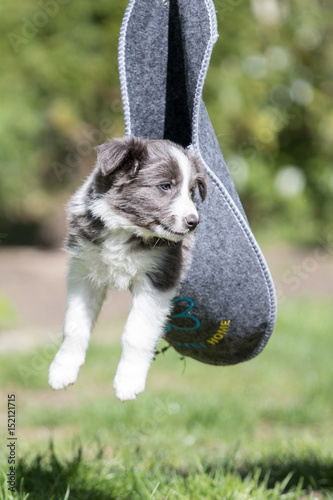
[160,183,171,191]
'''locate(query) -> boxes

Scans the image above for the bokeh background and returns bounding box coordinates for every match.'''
[1,0,332,246]
[1,0,333,498]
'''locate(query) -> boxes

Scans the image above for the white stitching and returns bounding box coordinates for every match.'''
[191,0,277,349]
[118,0,136,137]
[200,156,278,355]
[192,0,218,148]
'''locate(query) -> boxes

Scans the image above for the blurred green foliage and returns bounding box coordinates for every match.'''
[0,293,17,328]
[0,0,332,245]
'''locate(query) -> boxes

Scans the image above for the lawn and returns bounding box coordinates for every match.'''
[0,298,333,499]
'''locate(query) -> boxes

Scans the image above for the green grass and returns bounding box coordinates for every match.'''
[0,294,17,329]
[1,298,333,499]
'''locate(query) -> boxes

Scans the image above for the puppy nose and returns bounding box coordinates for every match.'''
[185,214,199,230]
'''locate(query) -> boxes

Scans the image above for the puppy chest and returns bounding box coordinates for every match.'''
[98,242,156,290]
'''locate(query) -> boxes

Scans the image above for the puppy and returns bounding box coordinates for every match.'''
[49,136,207,401]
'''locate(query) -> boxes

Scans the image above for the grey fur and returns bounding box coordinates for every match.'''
[66,136,207,292]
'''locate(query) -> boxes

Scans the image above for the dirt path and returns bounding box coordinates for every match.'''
[0,245,332,351]
[0,247,131,351]
[264,243,333,304]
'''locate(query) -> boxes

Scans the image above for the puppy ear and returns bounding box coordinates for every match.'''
[95,137,146,176]
[197,173,208,201]
[186,148,208,201]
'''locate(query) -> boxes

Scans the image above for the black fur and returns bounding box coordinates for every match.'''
[147,243,183,291]
[66,136,207,291]
[67,210,105,247]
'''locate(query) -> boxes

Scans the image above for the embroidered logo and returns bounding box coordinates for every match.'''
[166,298,200,333]
[206,320,231,345]
[165,298,231,350]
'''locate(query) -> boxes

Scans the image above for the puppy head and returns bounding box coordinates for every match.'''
[93,136,208,241]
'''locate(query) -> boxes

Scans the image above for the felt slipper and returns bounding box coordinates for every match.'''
[118,0,277,365]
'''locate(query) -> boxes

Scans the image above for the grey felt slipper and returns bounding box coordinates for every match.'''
[118,0,277,366]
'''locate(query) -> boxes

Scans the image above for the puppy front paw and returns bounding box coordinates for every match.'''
[113,362,147,401]
[49,357,82,390]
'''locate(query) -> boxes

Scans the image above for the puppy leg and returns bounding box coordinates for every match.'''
[49,258,106,390]
[113,279,176,401]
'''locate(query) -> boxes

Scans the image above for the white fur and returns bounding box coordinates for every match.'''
[49,260,106,389]
[113,279,176,400]
[49,210,178,400]
[49,141,200,401]
[170,147,199,232]
[49,247,175,400]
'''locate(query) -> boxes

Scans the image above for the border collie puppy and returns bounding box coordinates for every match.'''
[49,136,207,401]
